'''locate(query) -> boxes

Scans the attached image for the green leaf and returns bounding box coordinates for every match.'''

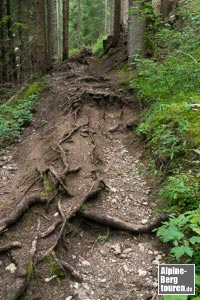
[189,236,200,244]
[171,245,193,260]
[163,295,188,300]
[192,227,200,235]
[196,274,200,287]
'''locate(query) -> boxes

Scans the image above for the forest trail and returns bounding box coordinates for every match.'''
[0,53,165,300]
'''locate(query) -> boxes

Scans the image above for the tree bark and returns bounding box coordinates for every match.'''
[0,0,7,82]
[78,0,81,49]
[114,0,121,41]
[63,0,69,60]
[128,0,146,61]
[35,0,47,72]
[6,0,17,82]
[109,0,114,35]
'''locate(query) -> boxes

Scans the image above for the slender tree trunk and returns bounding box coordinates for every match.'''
[121,0,129,30]
[0,0,7,82]
[114,0,121,41]
[35,0,47,72]
[109,0,114,35]
[63,0,69,60]
[6,0,17,81]
[104,0,108,35]
[78,0,81,49]
[18,0,23,82]
[47,0,53,66]
[128,0,146,61]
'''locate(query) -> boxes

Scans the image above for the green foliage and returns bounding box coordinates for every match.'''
[46,254,65,278]
[92,36,106,54]
[97,234,107,242]
[0,79,47,147]
[163,296,187,300]
[155,207,200,268]
[130,2,200,283]
[69,48,80,57]
[159,171,200,209]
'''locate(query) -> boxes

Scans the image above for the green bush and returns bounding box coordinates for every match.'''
[92,35,106,54]
[0,78,47,146]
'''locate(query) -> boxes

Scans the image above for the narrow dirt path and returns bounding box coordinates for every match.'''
[0,55,165,300]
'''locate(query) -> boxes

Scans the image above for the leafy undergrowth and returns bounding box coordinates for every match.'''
[0,78,47,148]
[129,3,200,298]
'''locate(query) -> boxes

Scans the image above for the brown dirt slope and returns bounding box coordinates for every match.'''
[0,52,165,300]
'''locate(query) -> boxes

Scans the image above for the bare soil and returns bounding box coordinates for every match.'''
[0,52,166,300]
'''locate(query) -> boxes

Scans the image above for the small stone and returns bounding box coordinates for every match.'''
[72,255,76,259]
[154,251,159,255]
[138,243,145,252]
[66,297,73,300]
[6,263,17,273]
[110,187,117,193]
[74,282,80,289]
[111,199,117,204]
[152,282,158,288]
[44,275,57,282]
[123,264,129,272]
[138,269,147,277]
[100,278,106,283]
[123,248,132,254]
[82,283,90,290]
[0,261,2,266]
[141,219,148,225]
[142,202,148,206]
[82,260,91,267]
[152,260,159,265]
[148,250,153,255]
[156,254,162,260]
[111,243,122,255]
[54,212,59,217]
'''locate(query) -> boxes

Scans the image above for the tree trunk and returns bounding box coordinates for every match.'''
[0,0,7,82]
[114,0,121,42]
[121,0,129,31]
[160,0,177,19]
[78,0,81,49]
[128,0,146,61]
[18,0,24,82]
[6,0,17,82]
[104,0,108,35]
[109,0,114,35]
[35,0,47,72]
[47,0,53,65]
[63,0,69,60]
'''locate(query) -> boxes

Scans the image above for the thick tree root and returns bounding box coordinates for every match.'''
[7,236,38,300]
[0,242,22,253]
[79,210,169,233]
[0,194,46,234]
[43,180,105,258]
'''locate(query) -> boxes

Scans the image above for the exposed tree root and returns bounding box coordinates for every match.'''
[52,251,83,283]
[0,242,22,253]
[79,210,169,234]
[7,236,38,300]
[0,194,46,234]
[42,180,105,258]
[59,116,89,145]
[40,220,62,238]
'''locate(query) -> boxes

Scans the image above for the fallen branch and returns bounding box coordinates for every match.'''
[0,194,46,234]
[52,251,83,283]
[79,210,169,234]
[0,242,22,253]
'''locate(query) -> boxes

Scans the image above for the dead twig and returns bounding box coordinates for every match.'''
[40,220,62,238]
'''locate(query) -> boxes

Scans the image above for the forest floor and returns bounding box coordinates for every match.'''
[0,51,167,300]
